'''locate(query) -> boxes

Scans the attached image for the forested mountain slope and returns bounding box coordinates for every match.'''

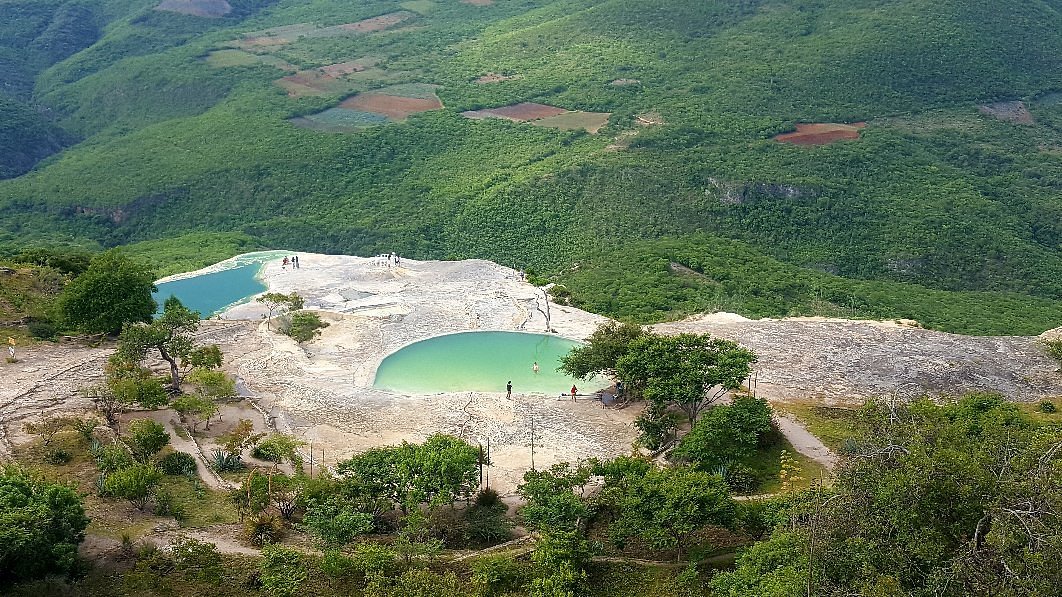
[1,0,1060,334]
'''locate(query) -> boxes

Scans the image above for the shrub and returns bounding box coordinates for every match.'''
[210,447,243,472]
[94,443,133,474]
[285,311,328,342]
[722,462,759,494]
[1038,400,1058,414]
[125,419,170,462]
[471,555,528,596]
[245,512,285,546]
[158,451,198,476]
[44,448,72,465]
[350,542,398,576]
[28,320,57,339]
[259,544,305,597]
[171,537,223,584]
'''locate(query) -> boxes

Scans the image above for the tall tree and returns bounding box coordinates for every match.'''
[0,466,90,584]
[58,249,156,335]
[115,297,208,392]
[560,321,646,380]
[617,333,756,422]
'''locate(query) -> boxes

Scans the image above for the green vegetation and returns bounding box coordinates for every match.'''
[58,249,157,335]
[0,0,1060,335]
[714,394,1062,596]
[0,465,89,585]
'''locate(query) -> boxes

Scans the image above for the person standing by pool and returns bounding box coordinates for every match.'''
[532,361,540,374]
[571,384,578,401]
[506,381,512,398]
[282,256,289,270]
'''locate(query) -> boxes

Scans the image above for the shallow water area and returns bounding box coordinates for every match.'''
[154,264,266,317]
[373,331,608,395]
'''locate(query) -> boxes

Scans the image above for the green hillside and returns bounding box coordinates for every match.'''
[1,0,1061,333]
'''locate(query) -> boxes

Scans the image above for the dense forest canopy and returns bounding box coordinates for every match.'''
[1,0,1060,334]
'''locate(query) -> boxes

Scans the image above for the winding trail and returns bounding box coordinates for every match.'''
[774,414,838,470]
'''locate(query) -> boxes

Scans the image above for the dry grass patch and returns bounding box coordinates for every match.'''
[979,100,1035,124]
[475,72,519,84]
[774,122,866,145]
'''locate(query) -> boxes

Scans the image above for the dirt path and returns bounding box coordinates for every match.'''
[774,414,837,469]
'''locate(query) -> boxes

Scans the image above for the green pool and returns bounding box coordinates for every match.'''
[373,331,608,395]
[153,251,287,317]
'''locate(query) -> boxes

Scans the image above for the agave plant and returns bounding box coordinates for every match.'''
[209,448,244,472]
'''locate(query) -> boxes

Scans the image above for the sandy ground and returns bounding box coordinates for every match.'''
[4,253,1061,495]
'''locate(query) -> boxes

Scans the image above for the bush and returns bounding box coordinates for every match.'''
[259,544,306,597]
[350,542,398,576]
[471,555,528,596]
[28,320,57,339]
[125,419,170,462]
[285,311,328,342]
[1039,400,1058,414]
[722,462,759,494]
[210,447,244,472]
[244,512,285,547]
[158,451,198,476]
[464,498,514,546]
[94,443,133,474]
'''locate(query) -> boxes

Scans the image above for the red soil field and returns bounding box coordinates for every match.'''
[339,93,443,120]
[774,122,866,146]
[478,103,569,121]
[321,61,369,77]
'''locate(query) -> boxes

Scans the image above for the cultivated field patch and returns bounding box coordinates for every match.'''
[205,49,295,70]
[229,12,414,50]
[292,84,443,131]
[275,59,384,97]
[610,78,640,86]
[462,102,612,133]
[462,0,493,5]
[156,0,230,17]
[979,100,1035,124]
[531,110,611,133]
[462,102,569,122]
[774,122,866,146]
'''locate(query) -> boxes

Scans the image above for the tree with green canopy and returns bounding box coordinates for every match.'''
[616,332,756,422]
[673,395,774,471]
[104,463,162,510]
[257,292,304,330]
[0,466,90,585]
[115,296,214,392]
[599,459,735,558]
[58,249,156,334]
[559,321,646,380]
[712,393,1062,596]
[125,418,170,462]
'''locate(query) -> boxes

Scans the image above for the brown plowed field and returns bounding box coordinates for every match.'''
[339,93,443,120]
[479,103,569,121]
[774,122,866,145]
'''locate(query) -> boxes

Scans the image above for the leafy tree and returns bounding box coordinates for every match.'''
[616,333,756,423]
[115,297,205,392]
[286,311,329,342]
[222,418,264,457]
[186,368,234,399]
[104,463,162,510]
[0,466,90,585]
[259,544,307,597]
[172,393,219,432]
[601,460,735,557]
[714,394,1062,596]
[672,396,773,471]
[93,443,134,474]
[58,249,156,335]
[560,321,646,379]
[518,462,593,533]
[125,418,170,462]
[257,292,304,329]
[23,415,76,446]
[253,434,306,467]
[528,530,596,597]
[393,510,444,566]
[302,500,374,546]
[170,536,223,585]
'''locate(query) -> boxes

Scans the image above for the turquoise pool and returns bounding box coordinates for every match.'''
[154,263,266,317]
[373,331,608,395]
